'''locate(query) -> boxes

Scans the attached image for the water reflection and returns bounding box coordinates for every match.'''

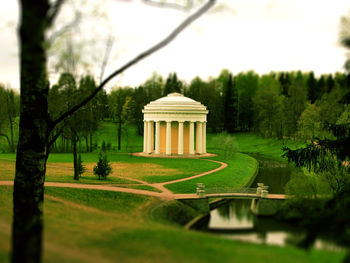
[210,199,253,230]
[205,199,342,250]
[250,155,299,194]
[196,156,344,251]
[216,198,251,221]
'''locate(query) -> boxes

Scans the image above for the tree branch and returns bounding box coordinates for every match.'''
[51,0,216,128]
[142,0,193,11]
[46,124,65,158]
[47,0,66,27]
[47,12,82,46]
[99,36,115,84]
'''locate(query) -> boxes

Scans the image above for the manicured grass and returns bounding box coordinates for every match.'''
[207,133,303,162]
[0,153,219,184]
[2,125,329,262]
[166,153,258,194]
[0,186,344,263]
[0,158,137,185]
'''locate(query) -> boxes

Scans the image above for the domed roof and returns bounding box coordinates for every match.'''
[143,92,207,112]
[143,93,208,122]
[153,92,197,104]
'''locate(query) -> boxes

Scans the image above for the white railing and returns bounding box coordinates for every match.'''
[196,183,269,198]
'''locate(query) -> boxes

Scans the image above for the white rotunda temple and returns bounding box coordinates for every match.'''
[142,92,208,156]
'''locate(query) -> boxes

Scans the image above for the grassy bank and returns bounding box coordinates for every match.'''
[166,153,258,194]
[1,124,337,262]
[230,133,303,161]
[0,186,344,263]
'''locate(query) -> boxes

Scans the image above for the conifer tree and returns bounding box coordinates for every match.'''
[163,72,183,95]
[307,72,317,103]
[223,73,238,133]
[93,152,112,180]
[77,154,86,177]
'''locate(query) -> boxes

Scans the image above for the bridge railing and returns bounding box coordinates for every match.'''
[205,187,257,195]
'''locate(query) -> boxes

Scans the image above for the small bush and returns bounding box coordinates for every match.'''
[77,154,86,177]
[93,152,112,180]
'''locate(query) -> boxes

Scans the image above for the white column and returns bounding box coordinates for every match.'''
[143,121,147,153]
[166,121,172,155]
[155,121,160,154]
[196,122,203,154]
[147,121,153,154]
[189,121,195,155]
[202,122,206,154]
[151,122,154,151]
[178,121,184,155]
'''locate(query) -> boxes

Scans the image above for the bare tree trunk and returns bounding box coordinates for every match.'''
[137,122,143,136]
[85,136,89,152]
[12,1,50,262]
[61,137,65,153]
[89,131,93,152]
[118,121,122,150]
[9,118,15,152]
[5,91,16,152]
[66,138,69,153]
[12,1,216,261]
[72,134,79,180]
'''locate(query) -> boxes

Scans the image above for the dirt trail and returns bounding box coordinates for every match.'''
[0,158,228,200]
[162,159,227,186]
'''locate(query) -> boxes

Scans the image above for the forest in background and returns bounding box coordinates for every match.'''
[1,69,349,153]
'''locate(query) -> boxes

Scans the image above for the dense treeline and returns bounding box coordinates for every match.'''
[108,70,350,143]
[0,84,19,152]
[48,73,109,154]
[1,70,350,153]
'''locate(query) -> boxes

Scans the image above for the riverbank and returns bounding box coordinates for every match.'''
[0,132,345,262]
[229,133,303,162]
[0,186,344,262]
[165,153,258,194]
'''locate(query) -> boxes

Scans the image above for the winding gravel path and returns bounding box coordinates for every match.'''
[0,159,228,200]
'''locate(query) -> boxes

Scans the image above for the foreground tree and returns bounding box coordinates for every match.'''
[282,17,350,253]
[13,0,216,262]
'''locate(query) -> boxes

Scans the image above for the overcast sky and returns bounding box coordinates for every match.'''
[1,0,350,91]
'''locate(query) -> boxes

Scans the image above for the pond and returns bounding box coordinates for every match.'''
[195,155,342,251]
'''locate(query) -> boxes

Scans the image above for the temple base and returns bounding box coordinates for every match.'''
[133,152,216,158]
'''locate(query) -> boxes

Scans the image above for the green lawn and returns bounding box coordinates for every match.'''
[207,133,303,162]
[0,153,220,184]
[166,153,258,194]
[1,125,332,262]
[0,186,344,263]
